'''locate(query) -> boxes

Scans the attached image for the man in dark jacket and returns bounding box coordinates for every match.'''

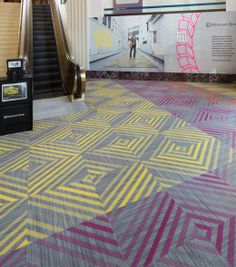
[129,35,137,58]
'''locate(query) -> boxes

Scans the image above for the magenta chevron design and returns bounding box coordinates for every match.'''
[107,185,236,267]
[153,95,199,107]
[190,107,236,124]
[0,248,27,267]
[26,215,126,267]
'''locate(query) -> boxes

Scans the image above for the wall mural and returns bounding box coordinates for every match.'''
[88,11,236,74]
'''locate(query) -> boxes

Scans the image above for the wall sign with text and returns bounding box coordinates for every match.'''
[104,0,226,15]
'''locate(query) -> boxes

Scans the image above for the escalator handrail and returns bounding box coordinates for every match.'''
[49,0,86,101]
[18,0,33,75]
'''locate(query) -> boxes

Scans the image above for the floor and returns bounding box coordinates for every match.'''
[90,50,164,72]
[0,79,236,266]
[33,96,89,120]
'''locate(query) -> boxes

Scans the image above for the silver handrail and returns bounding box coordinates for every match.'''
[18,0,33,75]
[49,0,86,101]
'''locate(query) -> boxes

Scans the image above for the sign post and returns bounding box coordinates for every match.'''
[0,59,33,136]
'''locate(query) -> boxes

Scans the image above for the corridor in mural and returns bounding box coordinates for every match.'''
[89,15,165,72]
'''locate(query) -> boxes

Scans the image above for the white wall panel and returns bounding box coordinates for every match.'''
[227,0,236,11]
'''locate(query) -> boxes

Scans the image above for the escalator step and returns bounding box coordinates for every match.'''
[33,45,57,53]
[34,79,62,89]
[34,64,60,73]
[34,71,61,81]
[34,52,58,59]
[34,29,54,35]
[34,57,59,66]
[33,21,54,27]
[33,39,56,47]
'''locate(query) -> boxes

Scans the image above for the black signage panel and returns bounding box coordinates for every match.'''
[0,78,32,135]
[7,59,24,82]
[7,59,22,69]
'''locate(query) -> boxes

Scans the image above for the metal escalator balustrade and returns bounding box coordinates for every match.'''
[50,0,86,101]
[32,0,86,101]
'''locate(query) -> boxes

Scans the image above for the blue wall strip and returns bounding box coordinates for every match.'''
[104,2,226,11]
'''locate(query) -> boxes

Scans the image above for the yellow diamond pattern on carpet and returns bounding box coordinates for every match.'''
[0,80,234,260]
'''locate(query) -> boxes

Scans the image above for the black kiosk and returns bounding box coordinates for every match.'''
[0,59,33,135]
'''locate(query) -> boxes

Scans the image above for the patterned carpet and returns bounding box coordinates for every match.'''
[0,80,236,266]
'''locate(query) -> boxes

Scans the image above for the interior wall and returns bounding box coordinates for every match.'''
[57,0,89,69]
[227,0,236,11]
[57,0,235,71]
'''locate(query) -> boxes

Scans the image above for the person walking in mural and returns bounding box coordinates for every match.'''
[129,34,136,58]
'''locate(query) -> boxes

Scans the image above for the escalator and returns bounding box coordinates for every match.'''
[33,3,64,99]
[32,0,85,100]
[0,0,86,136]
[0,0,85,101]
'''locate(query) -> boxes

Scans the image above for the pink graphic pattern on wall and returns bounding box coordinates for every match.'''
[176,13,201,73]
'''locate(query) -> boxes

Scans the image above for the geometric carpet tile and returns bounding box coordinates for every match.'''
[0,134,29,157]
[1,79,236,266]
[28,182,106,242]
[108,190,236,267]
[0,200,28,257]
[86,79,125,92]
[180,106,236,125]
[82,159,124,186]
[188,82,236,99]
[0,146,29,175]
[217,161,236,187]
[115,109,171,134]
[0,148,28,205]
[66,108,129,128]
[150,94,201,108]
[26,215,128,267]
[85,128,158,162]
[162,180,236,267]
[30,120,68,145]
[96,94,157,112]
[29,147,84,196]
[142,125,233,176]
[95,162,183,214]
[116,110,191,133]
[192,120,236,149]
[85,86,129,99]
[0,173,27,205]
[0,247,27,267]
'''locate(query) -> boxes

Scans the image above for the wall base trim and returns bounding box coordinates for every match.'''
[87,71,236,83]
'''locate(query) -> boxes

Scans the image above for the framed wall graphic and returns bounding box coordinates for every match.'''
[1,82,27,102]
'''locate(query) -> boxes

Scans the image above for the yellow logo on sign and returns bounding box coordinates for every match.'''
[93,29,112,49]
[4,87,20,96]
